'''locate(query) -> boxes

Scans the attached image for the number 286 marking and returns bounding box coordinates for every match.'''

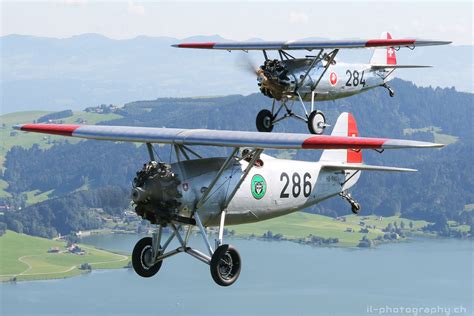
[280,172,312,198]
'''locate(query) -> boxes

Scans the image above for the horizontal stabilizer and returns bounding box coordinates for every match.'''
[371,64,431,69]
[322,163,417,172]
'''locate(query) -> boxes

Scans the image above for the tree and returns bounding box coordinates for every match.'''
[0,222,6,236]
[357,236,373,248]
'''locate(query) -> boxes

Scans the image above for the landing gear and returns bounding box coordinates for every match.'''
[210,244,241,286]
[256,109,274,132]
[383,83,395,97]
[129,146,261,286]
[132,237,163,278]
[307,110,327,135]
[256,100,328,135]
[339,190,361,215]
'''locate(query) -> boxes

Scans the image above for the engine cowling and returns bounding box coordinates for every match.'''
[131,161,182,224]
[258,59,290,100]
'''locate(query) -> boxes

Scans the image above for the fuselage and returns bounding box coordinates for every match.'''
[258,58,388,102]
[171,155,354,226]
[301,62,386,101]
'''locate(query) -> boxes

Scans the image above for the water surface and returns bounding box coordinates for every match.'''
[1,235,472,316]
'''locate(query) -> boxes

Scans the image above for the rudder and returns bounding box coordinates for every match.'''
[319,112,362,164]
[370,32,397,65]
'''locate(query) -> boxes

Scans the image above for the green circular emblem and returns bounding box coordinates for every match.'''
[251,174,266,199]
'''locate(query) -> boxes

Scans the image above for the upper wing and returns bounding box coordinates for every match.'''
[172,39,451,51]
[13,123,443,150]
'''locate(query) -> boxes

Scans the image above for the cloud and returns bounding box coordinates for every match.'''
[289,11,309,25]
[58,0,88,6]
[128,1,145,15]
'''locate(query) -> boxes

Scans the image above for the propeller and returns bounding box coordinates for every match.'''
[236,53,262,77]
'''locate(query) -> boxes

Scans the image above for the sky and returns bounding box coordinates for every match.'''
[0,1,472,44]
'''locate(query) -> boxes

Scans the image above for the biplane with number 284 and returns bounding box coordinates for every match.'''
[173,32,451,134]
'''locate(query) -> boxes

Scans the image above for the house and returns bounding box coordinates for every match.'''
[48,247,60,253]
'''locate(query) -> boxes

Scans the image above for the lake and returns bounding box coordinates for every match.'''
[1,235,472,316]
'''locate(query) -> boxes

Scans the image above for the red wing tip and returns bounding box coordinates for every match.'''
[172,42,216,49]
[15,123,80,136]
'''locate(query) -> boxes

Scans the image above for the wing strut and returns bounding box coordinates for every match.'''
[310,49,339,112]
[218,148,263,247]
[295,49,324,93]
[195,147,240,210]
[146,143,155,161]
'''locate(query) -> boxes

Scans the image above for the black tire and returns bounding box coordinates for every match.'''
[256,109,274,132]
[132,237,162,278]
[307,110,326,135]
[210,244,241,287]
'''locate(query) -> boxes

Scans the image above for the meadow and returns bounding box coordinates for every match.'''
[0,231,129,282]
[229,212,429,247]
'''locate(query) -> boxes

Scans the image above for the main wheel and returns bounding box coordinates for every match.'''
[210,244,241,287]
[307,110,326,135]
[256,109,274,132]
[132,237,162,278]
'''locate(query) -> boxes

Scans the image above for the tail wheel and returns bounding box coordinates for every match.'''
[210,244,241,287]
[132,237,162,278]
[351,202,361,214]
[307,110,326,135]
[256,109,274,132]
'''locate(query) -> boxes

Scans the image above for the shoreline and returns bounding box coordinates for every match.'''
[2,234,472,285]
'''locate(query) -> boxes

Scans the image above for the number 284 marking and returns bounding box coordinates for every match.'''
[280,172,312,198]
[345,70,366,87]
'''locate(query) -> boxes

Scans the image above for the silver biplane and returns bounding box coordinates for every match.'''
[173,33,451,134]
[14,112,442,286]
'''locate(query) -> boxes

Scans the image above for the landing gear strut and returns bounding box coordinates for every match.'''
[339,190,361,214]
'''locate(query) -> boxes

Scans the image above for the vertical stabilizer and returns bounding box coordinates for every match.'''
[319,112,362,164]
[370,32,397,65]
[320,112,362,190]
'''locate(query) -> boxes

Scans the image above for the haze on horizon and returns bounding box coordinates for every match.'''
[1,1,473,45]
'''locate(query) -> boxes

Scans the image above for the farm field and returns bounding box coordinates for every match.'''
[0,230,129,282]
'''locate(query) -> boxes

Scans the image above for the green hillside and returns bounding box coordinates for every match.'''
[0,230,129,282]
[0,110,121,199]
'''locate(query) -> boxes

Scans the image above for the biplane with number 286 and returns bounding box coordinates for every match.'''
[14,111,442,286]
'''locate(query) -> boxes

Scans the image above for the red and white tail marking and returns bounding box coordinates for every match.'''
[319,112,362,163]
[347,113,362,163]
[370,32,397,66]
[386,33,397,65]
